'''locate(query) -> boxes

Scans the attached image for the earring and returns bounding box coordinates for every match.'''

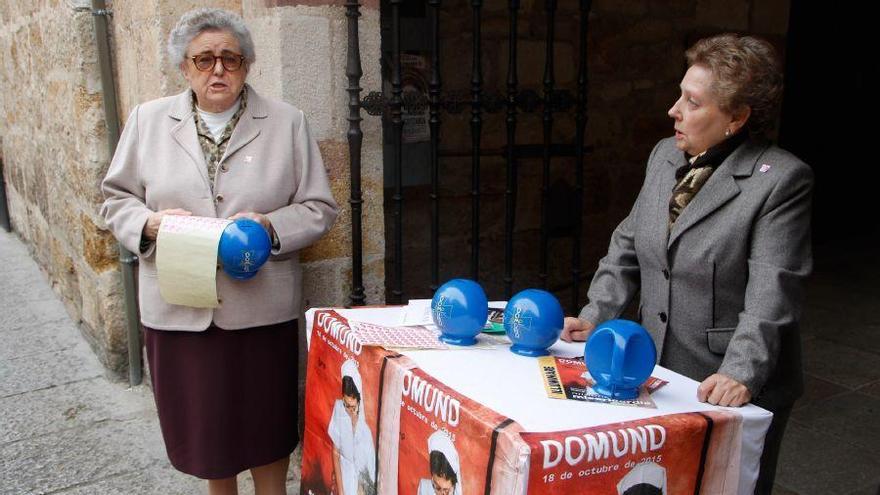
[725,129,731,137]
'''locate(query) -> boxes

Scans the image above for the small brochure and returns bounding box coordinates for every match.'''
[484,308,506,333]
[348,320,510,351]
[399,299,508,332]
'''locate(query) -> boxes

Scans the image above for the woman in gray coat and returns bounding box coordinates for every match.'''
[561,34,812,494]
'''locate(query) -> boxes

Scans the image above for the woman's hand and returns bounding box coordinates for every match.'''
[229,211,274,236]
[697,373,752,407]
[142,208,192,241]
[560,317,595,342]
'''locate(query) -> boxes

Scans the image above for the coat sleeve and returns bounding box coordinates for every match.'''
[100,105,156,258]
[718,162,814,397]
[266,110,339,254]
[578,141,663,325]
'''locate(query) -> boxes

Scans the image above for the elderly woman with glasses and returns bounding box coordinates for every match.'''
[101,8,338,494]
[561,34,813,494]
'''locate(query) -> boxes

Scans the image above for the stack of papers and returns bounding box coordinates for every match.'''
[343,300,511,350]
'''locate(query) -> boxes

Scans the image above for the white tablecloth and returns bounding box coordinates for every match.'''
[305,306,772,494]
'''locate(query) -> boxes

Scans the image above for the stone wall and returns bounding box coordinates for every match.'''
[0,0,384,375]
[0,0,125,369]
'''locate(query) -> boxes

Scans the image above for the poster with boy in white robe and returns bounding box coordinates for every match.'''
[393,366,515,494]
[301,310,391,495]
[327,360,377,495]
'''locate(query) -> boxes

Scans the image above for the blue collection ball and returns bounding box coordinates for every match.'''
[218,218,272,280]
[584,319,657,400]
[503,289,563,357]
[431,279,488,346]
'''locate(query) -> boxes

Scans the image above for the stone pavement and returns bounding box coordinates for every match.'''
[3,226,880,495]
[0,230,300,494]
[772,236,880,495]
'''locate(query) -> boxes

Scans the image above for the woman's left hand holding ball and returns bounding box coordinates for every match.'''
[228,211,273,236]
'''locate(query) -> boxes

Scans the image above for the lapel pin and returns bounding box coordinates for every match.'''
[759,163,771,173]
[244,155,253,163]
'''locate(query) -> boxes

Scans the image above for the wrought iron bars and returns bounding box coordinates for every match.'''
[348,1,593,305]
[346,1,366,307]
[504,0,519,298]
[390,0,404,304]
[470,0,483,281]
[359,88,574,117]
[539,0,557,289]
[429,0,442,293]
[571,0,592,313]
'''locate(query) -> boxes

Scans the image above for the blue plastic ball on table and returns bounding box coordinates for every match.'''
[584,319,657,400]
[431,279,488,346]
[217,218,272,280]
[503,289,564,357]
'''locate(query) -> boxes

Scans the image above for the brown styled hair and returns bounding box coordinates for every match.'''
[341,375,361,402]
[686,34,784,135]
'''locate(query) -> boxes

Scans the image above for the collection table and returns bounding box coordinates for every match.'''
[300,306,771,495]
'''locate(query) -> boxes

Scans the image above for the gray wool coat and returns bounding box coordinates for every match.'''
[101,85,338,331]
[579,136,813,409]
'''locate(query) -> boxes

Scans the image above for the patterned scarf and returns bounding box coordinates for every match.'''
[668,131,747,227]
[191,87,248,189]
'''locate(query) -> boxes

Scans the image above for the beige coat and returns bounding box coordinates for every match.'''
[101,86,338,331]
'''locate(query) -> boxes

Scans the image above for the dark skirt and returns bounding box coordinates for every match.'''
[144,320,299,480]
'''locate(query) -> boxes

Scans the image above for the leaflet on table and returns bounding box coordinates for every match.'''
[399,299,508,330]
[301,310,391,495]
[347,320,510,351]
[155,215,231,308]
[386,365,526,495]
[484,308,506,333]
[520,410,744,494]
[538,356,668,408]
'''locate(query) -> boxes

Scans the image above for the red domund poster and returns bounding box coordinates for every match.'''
[393,366,518,495]
[519,410,743,495]
[301,310,394,495]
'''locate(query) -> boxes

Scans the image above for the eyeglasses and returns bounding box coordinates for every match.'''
[190,52,246,72]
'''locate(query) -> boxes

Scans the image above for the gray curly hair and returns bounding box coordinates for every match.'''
[685,34,783,135]
[167,8,256,68]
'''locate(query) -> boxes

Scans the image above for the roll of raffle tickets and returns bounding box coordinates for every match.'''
[155,215,271,308]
